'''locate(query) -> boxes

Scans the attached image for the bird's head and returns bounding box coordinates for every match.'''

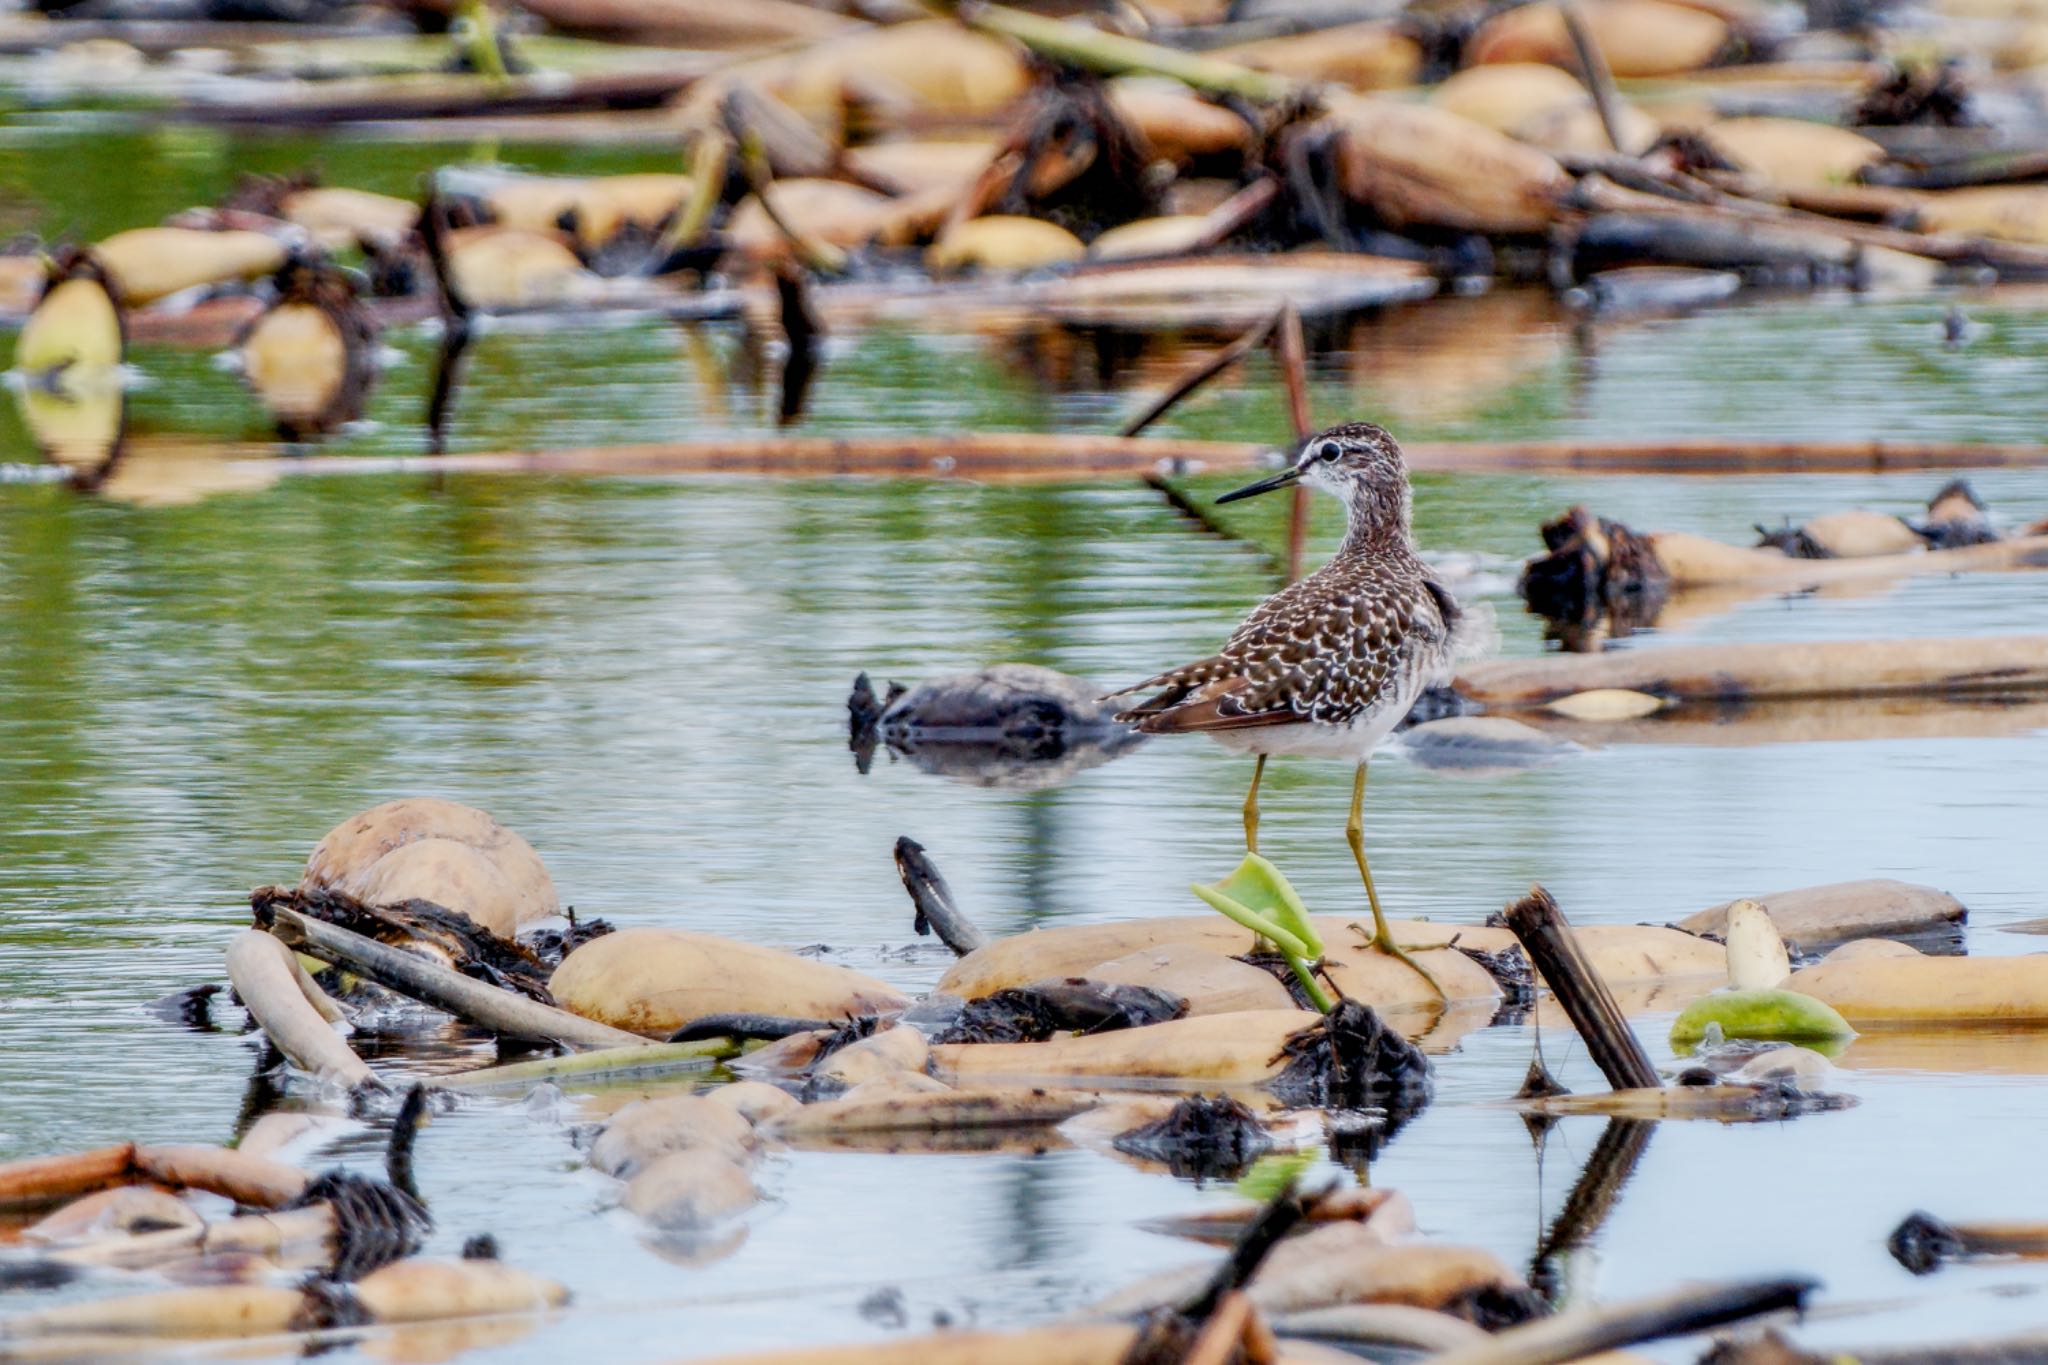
[1216,422,1411,540]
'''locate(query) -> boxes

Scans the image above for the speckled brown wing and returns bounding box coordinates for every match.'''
[1112,558,1454,735]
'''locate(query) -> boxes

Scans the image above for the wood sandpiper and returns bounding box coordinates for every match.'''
[1105,421,1462,995]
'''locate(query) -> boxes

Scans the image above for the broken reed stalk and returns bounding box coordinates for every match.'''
[441,1038,736,1091]
[954,2,1294,104]
[259,905,650,1051]
[1502,887,1661,1091]
[253,433,1272,484]
[1195,176,1280,251]
[1560,2,1625,156]
[1275,302,1313,583]
[1119,308,1281,437]
[893,837,992,956]
[1426,1277,1816,1365]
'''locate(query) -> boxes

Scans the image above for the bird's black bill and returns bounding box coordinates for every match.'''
[1215,465,1303,504]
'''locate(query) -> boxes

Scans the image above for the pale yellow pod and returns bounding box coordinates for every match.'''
[1108,79,1258,162]
[622,1150,759,1230]
[1323,94,1570,233]
[1704,117,1885,190]
[842,140,997,196]
[1083,943,1298,1016]
[444,227,594,309]
[240,301,347,425]
[1430,63,1591,133]
[811,1023,929,1088]
[279,187,419,250]
[1546,688,1666,720]
[353,1259,568,1322]
[1917,185,2048,243]
[1797,508,1926,557]
[1467,0,1729,77]
[1086,216,1213,261]
[94,228,287,305]
[930,1009,1320,1088]
[1790,947,2048,1023]
[926,216,1086,274]
[1220,20,1422,90]
[550,928,910,1035]
[347,838,538,937]
[16,274,123,377]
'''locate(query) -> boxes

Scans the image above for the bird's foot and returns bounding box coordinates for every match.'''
[1346,920,1447,1001]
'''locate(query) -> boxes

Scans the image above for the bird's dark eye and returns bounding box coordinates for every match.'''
[1315,440,1341,462]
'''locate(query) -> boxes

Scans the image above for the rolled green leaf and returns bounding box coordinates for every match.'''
[1196,854,1324,958]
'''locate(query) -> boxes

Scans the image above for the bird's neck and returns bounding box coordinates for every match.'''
[1338,482,1413,559]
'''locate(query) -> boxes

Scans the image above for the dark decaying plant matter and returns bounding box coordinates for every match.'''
[1112,1095,1272,1181]
[1266,999,1432,1129]
[933,979,1188,1044]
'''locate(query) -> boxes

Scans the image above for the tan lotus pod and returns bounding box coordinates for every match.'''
[706,1080,802,1126]
[348,839,543,938]
[15,269,123,385]
[1513,97,1662,155]
[484,177,589,234]
[352,1258,568,1322]
[240,301,347,427]
[1795,508,1926,556]
[301,797,560,935]
[926,216,1085,274]
[1430,63,1593,131]
[1323,94,1571,233]
[1085,215,1214,261]
[278,187,419,251]
[1916,185,2048,243]
[622,1150,759,1230]
[93,227,288,306]
[443,226,598,309]
[1218,20,1423,90]
[722,180,902,262]
[549,928,910,1035]
[1790,943,2048,1023]
[811,1023,930,1088]
[1094,1221,1526,1317]
[1545,688,1665,720]
[843,140,998,196]
[590,1095,758,1179]
[677,22,1029,133]
[1083,944,1297,1015]
[1703,117,1885,190]
[931,1009,1322,1088]
[570,173,696,248]
[1108,78,1258,163]
[1467,0,1730,77]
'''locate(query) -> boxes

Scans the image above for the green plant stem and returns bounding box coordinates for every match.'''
[956,1,1296,104]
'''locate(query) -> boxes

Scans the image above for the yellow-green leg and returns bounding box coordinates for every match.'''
[1346,761,1444,999]
[1242,754,1267,854]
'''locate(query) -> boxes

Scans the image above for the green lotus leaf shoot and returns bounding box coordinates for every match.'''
[1234,1147,1322,1203]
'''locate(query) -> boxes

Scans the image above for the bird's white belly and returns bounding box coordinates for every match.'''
[1204,703,1408,761]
